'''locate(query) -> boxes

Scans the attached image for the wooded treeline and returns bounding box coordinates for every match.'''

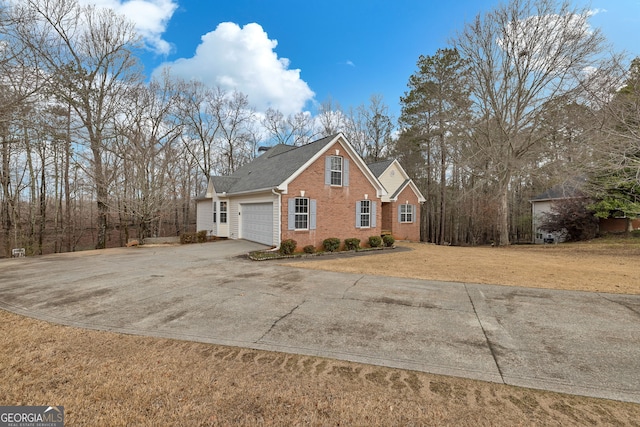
[1,0,638,256]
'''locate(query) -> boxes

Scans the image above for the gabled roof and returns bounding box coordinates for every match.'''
[368,158,426,203]
[531,179,586,202]
[390,179,412,199]
[367,159,394,178]
[211,176,240,194]
[208,133,386,197]
[208,134,336,195]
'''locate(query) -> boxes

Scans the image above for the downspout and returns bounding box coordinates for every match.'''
[272,188,282,249]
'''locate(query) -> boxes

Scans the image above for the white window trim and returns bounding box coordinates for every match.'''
[360,200,371,228]
[294,197,309,230]
[400,204,413,223]
[330,156,343,186]
[220,201,228,224]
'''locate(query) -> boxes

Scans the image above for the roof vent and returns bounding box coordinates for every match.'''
[257,146,270,153]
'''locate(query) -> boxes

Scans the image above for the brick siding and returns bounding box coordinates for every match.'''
[281,141,382,250]
[388,184,421,241]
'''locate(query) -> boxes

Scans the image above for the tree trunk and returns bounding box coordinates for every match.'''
[39,156,46,255]
[438,132,446,245]
[1,135,12,257]
[65,103,72,252]
[497,180,510,246]
[93,146,108,250]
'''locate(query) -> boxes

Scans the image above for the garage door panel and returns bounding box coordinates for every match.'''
[241,203,273,245]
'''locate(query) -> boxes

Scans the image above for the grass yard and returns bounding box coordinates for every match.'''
[1,237,639,425]
[290,237,640,295]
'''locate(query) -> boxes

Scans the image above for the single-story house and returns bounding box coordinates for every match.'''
[196,133,425,249]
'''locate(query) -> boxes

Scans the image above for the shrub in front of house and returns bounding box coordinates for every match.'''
[344,238,360,251]
[279,239,297,255]
[303,245,316,254]
[323,237,341,252]
[383,235,395,247]
[368,235,382,248]
[197,230,208,243]
[180,232,198,244]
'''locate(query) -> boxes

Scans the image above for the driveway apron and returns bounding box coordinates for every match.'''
[0,240,638,403]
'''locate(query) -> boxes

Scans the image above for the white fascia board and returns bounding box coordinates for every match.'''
[389,160,426,202]
[225,187,278,197]
[384,159,410,181]
[409,180,426,203]
[277,133,387,198]
[388,179,426,203]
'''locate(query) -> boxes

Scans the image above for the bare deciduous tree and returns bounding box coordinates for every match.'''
[13,0,144,249]
[213,89,256,174]
[114,77,182,240]
[262,108,316,146]
[316,97,346,136]
[453,0,609,245]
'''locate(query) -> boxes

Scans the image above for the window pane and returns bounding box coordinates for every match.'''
[330,156,342,186]
[331,156,342,171]
[295,198,308,213]
[220,202,227,223]
[295,214,307,229]
[400,204,412,223]
[294,198,309,229]
[360,200,370,228]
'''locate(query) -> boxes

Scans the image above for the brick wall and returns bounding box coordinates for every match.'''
[388,184,421,242]
[599,218,640,233]
[281,141,382,250]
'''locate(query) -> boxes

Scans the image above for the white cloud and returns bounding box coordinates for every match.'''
[154,22,315,115]
[346,60,355,67]
[588,8,607,16]
[77,0,177,55]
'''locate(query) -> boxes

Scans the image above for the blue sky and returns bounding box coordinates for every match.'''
[83,0,640,119]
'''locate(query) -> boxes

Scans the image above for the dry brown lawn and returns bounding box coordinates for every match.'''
[291,238,640,295]
[1,238,639,425]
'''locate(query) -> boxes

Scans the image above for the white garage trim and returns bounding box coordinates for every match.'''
[240,202,274,246]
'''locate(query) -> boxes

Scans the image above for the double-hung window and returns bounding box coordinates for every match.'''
[325,155,349,187]
[359,200,371,228]
[294,197,309,230]
[288,198,316,230]
[330,156,343,186]
[400,204,414,223]
[220,201,228,223]
[356,200,375,228]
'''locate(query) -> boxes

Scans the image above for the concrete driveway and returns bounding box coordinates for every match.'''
[0,240,638,403]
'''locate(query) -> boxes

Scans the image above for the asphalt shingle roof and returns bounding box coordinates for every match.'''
[367,159,394,178]
[211,134,338,194]
[390,179,412,199]
[531,179,586,201]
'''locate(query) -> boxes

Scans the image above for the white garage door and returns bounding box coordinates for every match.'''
[241,203,274,246]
